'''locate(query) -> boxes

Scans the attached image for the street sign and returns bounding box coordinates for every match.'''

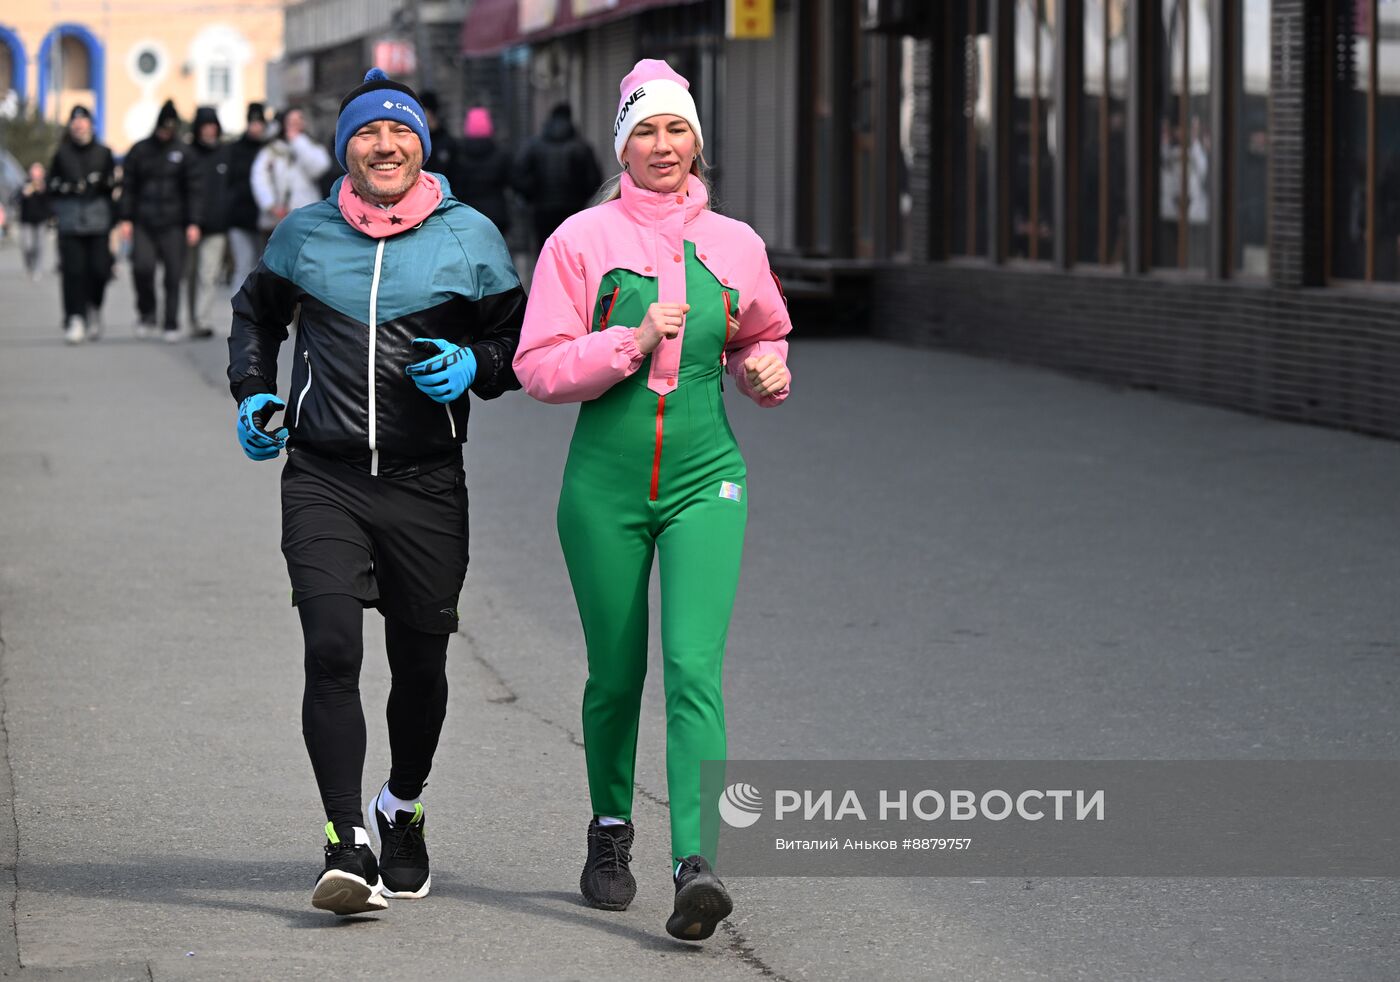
[373,40,416,76]
[726,0,774,40]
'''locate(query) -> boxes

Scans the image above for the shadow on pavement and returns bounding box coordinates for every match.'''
[22,860,708,951]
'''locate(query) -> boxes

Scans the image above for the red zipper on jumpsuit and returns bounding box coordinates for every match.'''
[649,396,665,501]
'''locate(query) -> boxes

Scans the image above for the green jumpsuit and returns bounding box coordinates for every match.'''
[557,242,746,865]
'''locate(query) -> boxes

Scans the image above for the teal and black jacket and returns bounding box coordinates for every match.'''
[228,175,524,476]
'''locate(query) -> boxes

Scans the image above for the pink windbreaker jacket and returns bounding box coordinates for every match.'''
[513,172,792,406]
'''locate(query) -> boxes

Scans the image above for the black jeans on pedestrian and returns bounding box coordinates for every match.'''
[131,224,186,331]
[57,234,112,322]
[297,594,450,837]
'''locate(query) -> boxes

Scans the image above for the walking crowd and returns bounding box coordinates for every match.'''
[8,88,597,348]
[8,59,792,946]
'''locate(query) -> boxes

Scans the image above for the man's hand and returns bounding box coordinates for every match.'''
[186,224,201,247]
[237,394,288,460]
[406,339,477,404]
[634,303,688,355]
[119,220,132,242]
[743,354,790,397]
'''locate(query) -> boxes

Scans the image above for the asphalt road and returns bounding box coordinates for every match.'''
[2,239,1399,981]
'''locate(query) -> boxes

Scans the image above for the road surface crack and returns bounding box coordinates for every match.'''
[460,628,785,979]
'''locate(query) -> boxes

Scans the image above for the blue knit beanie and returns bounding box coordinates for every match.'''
[334,68,432,169]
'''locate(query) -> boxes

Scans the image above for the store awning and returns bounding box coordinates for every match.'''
[461,0,704,57]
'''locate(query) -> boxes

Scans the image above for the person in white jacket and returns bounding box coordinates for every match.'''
[251,107,332,231]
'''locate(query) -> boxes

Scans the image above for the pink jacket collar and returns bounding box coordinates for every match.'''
[618,170,708,226]
[338,172,443,238]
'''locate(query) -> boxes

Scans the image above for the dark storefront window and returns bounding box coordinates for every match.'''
[807,0,837,256]
[1078,0,1129,266]
[855,32,878,257]
[1234,0,1271,277]
[946,0,991,257]
[1009,0,1056,260]
[1329,0,1399,283]
[1153,0,1213,271]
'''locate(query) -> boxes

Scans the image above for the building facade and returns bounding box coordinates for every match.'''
[882,0,1400,439]
[0,1,283,153]
[457,0,1394,438]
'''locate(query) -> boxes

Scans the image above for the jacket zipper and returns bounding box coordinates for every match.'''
[599,286,620,332]
[649,395,666,502]
[367,238,386,476]
[295,350,313,427]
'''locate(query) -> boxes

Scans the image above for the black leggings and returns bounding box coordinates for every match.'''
[298,594,450,835]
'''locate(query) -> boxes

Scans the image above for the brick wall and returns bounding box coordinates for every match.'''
[871,264,1400,438]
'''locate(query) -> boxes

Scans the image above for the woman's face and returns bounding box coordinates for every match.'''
[622,114,696,194]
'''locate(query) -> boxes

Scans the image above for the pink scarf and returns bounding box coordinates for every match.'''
[338,171,443,238]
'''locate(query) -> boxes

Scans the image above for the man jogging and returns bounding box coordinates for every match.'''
[227,68,525,916]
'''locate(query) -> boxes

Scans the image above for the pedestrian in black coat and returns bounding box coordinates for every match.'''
[47,105,117,343]
[448,107,512,236]
[15,162,53,280]
[119,99,204,339]
[514,103,602,251]
[225,102,269,293]
[186,106,231,337]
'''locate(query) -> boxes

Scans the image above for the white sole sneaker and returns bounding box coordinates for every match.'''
[365,787,432,899]
[310,869,388,915]
[380,874,431,900]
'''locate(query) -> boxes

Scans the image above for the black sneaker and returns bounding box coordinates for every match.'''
[665,855,732,941]
[369,787,431,898]
[580,819,636,910]
[311,823,388,915]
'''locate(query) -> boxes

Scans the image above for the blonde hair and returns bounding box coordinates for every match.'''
[589,151,712,208]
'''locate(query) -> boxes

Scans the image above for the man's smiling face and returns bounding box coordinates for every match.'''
[346,118,423,204]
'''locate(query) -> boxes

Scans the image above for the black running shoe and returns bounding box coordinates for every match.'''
[369,790,431,899]
[665,855,732,941]
[311,823,388,915]
[580,819,636,910]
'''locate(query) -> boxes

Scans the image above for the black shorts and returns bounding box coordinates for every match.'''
[280,449,469,635]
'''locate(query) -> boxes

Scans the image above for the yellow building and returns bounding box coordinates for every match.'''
[1,0,283,153]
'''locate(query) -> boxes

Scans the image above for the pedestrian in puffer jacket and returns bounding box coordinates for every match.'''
[47,105,116,343]
[447,107,512,236]
[119,99,204,338]
[514,103,602,251]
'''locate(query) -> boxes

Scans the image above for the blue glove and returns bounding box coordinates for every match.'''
[236,393,288,461]
[406,338,476,404]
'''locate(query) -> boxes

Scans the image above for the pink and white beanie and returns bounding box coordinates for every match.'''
[612,59,704,164]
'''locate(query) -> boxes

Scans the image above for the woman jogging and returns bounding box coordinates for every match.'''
[513,59,792,942]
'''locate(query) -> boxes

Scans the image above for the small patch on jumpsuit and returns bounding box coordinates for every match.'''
[718,481,743,502]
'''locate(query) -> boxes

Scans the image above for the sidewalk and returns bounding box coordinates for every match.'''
[3,241,1400,981]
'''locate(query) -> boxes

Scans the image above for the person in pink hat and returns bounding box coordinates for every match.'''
[449,107,513,235]
[514,58,792,942]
